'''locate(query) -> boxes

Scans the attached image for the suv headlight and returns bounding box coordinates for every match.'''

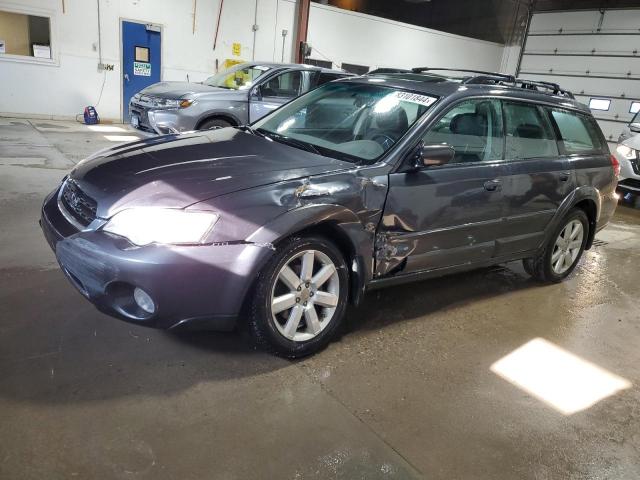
[616,144,638,160]
[151,97,193,109]
[103,208,218,246]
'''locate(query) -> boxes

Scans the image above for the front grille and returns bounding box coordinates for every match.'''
[60,179,97,227]
[631,158,640,175]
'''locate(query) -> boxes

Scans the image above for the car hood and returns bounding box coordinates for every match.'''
[620,132,640,150]
[70,128,353,218]
[140,81,228,99]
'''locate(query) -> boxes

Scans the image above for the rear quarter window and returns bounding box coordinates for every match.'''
[549,109,606,155]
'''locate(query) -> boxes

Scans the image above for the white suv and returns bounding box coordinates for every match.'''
[616,113,640,200]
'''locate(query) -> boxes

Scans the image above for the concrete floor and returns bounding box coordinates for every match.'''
[1,117,639,479]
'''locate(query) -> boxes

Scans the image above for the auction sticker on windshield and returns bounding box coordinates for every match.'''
[395,91,438,107]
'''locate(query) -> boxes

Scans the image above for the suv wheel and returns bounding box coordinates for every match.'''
[199,118,233,130]
[249,236,349,358]
[523,208,589,283]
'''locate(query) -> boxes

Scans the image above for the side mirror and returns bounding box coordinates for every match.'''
[630,122,640,133]
[411,143,455,169]
[250,86,262,101]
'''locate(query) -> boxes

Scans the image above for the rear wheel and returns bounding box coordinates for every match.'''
[523,208,589,283]
[198,118,233,130]
[249,236,349,358]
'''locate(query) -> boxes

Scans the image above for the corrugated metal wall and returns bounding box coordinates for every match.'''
[518,9,640,148]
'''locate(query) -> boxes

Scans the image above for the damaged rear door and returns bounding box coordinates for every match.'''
[376,98,508,276]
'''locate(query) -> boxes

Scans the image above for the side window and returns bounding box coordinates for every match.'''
[503,102,558,159]
[260,71,303,99]
[422,99,504,163]
[550,109,604,154]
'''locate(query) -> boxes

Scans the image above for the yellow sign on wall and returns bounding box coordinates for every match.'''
[232,42,241,56]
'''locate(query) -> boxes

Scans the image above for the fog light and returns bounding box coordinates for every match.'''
[133,287,155,314]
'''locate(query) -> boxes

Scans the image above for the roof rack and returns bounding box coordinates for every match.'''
[411,67,575,99]
[514,79,575,99]
[411,67,516,83]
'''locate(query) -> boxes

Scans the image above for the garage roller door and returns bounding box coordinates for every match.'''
[518,9,640,149]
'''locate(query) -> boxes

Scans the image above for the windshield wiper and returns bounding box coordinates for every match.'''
[256,129,321,155]
[237,124,263,136]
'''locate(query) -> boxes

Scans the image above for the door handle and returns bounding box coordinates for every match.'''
[124,73,130,82]
[483,179,502,192]
[559,171,571,182]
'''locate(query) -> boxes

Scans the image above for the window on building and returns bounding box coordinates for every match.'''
[304,58,332,69]
[630,102,640,114]
[588,98,611,111]
[0,10,51,59]
[316,72,344,87]
[341,63,369,75]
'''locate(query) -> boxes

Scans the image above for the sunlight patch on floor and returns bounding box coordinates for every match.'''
[104,135,140,142]
[491,338,631,415]
[87,125,127,133]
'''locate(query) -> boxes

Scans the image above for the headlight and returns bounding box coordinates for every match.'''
[150,97,193,109]
[103,208,218,246]
[616,144,638,160]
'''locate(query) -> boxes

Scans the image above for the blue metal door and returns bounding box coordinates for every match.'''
[122,21,161,122]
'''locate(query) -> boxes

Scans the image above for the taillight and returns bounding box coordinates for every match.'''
[610,154,621,177]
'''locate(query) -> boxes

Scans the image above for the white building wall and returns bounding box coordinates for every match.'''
[306,3,505,72]
[0,0,292,121]
[1,0,505,122]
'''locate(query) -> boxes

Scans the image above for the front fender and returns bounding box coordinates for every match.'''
[247,204,375,305]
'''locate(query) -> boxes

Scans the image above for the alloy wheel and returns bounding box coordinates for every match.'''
[551,219,584,275]
[270,249,340,342]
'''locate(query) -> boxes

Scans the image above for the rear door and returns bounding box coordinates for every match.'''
[249,69,309,123]
[377,98,509,276]
[497,101,572,256]
[121,21,161,122]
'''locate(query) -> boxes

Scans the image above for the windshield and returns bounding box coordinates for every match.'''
[204,64,271,90]
[631,111,640,125]
[252,82,438,162]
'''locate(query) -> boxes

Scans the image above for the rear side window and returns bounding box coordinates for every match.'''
[549,109,604,154]
[503,102,558,159]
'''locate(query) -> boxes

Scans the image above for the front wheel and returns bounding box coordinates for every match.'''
[198,118,233,130]
[248,236,349,358]
[523,208,589,283]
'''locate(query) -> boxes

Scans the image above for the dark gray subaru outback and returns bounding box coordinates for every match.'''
[41,68,619,357]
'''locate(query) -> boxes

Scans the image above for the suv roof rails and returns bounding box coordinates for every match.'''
[515,78,575,99]
[411,67,575,99]
[411,67,516,83]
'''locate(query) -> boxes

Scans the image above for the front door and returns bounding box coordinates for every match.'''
[249,70,307,123]
[121,20,161,122]
[377,98,508,276]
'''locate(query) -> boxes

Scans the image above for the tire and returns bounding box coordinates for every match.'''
[248,236,349,358]
[523,208,589,283]
[198,118,233,130]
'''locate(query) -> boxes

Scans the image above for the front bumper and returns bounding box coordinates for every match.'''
[129,102,194,135]
[40,188,272,330]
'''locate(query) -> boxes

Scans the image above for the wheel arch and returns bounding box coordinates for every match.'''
[546,187,601,251]
[246,204,375,305]
[195,112,241,129]
[573,198,598,250]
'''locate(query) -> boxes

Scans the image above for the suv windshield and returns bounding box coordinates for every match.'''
[252,82,438,162]
[204,64,271,90]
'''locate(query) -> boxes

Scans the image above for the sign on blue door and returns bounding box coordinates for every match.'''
[122,21,161,121]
